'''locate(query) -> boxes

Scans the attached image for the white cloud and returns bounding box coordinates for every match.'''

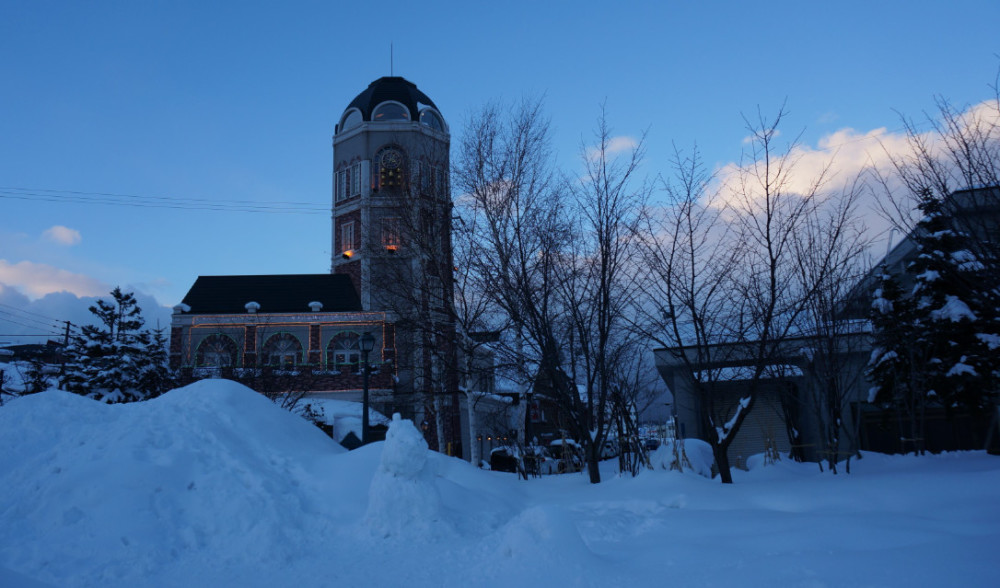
[585,135,640,162]
[0,283,174,343]
[0,260,109,299]
[41,225,82,246]
[711,99,1000,218]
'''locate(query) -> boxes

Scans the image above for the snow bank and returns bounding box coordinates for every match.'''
[365,414,449,539]
[0,380,344,586]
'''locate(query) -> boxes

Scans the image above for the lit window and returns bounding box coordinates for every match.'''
[373,102,410,122]
[326,332,362,369]
[419,109,444,131]
[262,333,302,367]
[382,217,401,251]
[340,220,355,253]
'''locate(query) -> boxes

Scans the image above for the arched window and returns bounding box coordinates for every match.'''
[196,334,238,368]
[419,108,444,132]
[372,101,410,122]
[261,333,303,368]
[326,331,360,370]
[339,108,363,133]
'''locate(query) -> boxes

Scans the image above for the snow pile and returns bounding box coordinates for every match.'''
[0,360,28,395]
[648,438,714,477]
[0,380,344,586]
[365,414,448,539]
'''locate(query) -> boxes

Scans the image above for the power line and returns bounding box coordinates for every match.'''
[0,307,70,331]
[0,306,82,341]
[0,185,323,207]
[0,313,63,336]
[0,302,71,325]
[0,186,329,214]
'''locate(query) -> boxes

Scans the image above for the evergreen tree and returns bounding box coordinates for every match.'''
[866,266,916,405]
[137,327,173,399]
[907,191,997,412]
[22,357,51,395]
[867,265,930,453]
[59,287,168,403]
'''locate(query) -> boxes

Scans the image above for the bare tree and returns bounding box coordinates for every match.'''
[453,97,579,467]
[638,106,859,483]
[791,177,872,473]
[560,108,650,482]
[634,144,745,482]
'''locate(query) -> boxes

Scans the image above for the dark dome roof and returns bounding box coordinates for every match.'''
[344,76,441,122]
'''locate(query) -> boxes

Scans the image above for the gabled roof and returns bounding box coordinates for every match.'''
[179,274,362,315]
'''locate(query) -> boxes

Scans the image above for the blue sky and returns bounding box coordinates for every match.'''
[1,1,999,337]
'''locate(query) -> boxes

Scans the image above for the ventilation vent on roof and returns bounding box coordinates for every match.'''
[245,301,261,314]
[309,301,323,312]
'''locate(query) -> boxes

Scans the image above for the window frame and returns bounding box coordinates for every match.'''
[339,108,363,133]
[335,162,362,203]
[418,108,445,132]
[372,101,411,122]
[326,331,362,370]
[340,220,355,254]
[261,332,303,368]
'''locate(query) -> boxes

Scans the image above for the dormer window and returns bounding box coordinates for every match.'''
[339,108,362,133]
[419,108,444,132]
[373,101,410,122]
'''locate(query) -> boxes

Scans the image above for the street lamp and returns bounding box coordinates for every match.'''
[359,331,376,444]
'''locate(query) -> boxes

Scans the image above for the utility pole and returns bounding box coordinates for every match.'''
[60,321,71,379]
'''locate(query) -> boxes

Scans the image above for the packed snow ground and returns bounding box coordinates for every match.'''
[1,381,998,587]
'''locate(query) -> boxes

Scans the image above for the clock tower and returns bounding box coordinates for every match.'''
[330,77,457,450]
[331,76,450,312]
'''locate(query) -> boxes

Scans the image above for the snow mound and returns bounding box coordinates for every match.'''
[497,505,591,561]
[365,414,449,539]
[0,380,344,586]
[648,438,714,477]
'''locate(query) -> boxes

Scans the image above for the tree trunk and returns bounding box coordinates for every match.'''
[714,444,734,484]
[587,447,601,484]
[466,390,481,466]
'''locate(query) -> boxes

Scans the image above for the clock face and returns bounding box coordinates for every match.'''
[382,149,402,170]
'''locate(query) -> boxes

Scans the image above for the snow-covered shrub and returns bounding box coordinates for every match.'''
[649,439,714,477]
